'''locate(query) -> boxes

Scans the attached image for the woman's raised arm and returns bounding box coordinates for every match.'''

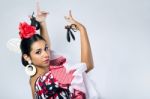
[65,11,94,72]
[35,2,51,49]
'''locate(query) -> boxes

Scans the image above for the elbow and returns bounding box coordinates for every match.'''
[82,57,94,73]
[86,63,94,73]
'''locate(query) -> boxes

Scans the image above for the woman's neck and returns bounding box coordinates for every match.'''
[36,66,49,76]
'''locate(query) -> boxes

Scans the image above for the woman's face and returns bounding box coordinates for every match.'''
[29,40,50,67]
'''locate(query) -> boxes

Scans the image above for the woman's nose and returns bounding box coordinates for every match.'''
[42,50,49,58]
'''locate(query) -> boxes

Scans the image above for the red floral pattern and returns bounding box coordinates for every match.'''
[19,22,36,39]
[34,56,86,99]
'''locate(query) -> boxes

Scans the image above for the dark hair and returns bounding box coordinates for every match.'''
[20,34,45,66]
[20,13,44,66]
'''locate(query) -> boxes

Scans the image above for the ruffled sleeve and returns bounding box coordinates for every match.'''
[49,50,100,99]
[49,50,75,85]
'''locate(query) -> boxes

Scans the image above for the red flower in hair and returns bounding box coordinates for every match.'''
[19,22,36,39]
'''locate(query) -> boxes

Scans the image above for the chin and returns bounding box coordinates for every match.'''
[43,63,50,67]
[37,62,50,68]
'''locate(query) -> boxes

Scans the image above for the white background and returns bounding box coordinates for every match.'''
[0,0,150,99]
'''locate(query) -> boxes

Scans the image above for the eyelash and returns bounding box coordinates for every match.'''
[35,46,49,54]
[36,51,41,54]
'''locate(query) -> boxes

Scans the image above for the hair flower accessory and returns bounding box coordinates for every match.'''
[19,22,36,39]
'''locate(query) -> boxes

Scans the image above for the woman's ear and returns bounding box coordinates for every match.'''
[23,54,31,62]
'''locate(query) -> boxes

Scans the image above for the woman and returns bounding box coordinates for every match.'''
[19,3,96,99]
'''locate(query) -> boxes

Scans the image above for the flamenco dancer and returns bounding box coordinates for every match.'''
[19,2,99,99]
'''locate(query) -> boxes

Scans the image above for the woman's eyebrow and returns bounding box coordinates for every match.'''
[32,44,48,52]
[34,48,42,52]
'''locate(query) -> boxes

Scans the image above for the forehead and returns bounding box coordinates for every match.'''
[31,40,46,51]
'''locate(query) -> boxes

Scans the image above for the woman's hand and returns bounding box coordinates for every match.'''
[36,2,49,23]
[29,2,49,23]
[64,10,85,31]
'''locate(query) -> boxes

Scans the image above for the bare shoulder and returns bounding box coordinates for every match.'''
[29,76,40,92]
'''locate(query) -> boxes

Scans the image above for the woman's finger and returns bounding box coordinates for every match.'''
[41,11,49,15]
[64,16,70,20]
[69,10,72,18]
[36,1,41,15]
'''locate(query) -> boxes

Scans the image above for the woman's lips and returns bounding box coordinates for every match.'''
[44,59,49,63]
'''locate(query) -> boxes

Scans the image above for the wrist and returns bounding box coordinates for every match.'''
[40,21,46,26]
[77,24,86,31]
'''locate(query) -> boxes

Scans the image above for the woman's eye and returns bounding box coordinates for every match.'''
[36,51,41,54]
[45,46,49,51]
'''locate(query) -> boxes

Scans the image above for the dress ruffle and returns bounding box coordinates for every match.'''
[34,50,100,99]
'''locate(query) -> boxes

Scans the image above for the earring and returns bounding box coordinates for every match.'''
[25,61,36,76]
